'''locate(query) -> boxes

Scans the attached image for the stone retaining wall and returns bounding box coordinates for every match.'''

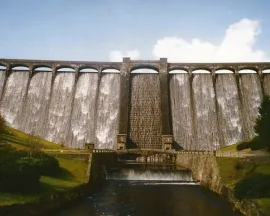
[176,154,265,216]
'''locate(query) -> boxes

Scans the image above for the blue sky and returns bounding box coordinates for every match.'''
[1,0,270,62]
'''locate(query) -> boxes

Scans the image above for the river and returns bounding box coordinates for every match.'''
[55,164,242,216]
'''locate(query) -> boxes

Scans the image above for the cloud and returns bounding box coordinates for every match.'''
[153,19,268,62]
[109,49,140,61]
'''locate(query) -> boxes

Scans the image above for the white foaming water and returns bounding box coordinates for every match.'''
[0,71,29,128]
[46,73,75,144]
[135,182,199,186]
[67,73,98,148]
[192,74,219,150]
[239,74,262,140]
[96,74,120,149]
[107,168,193,182]
[0,70,265,151]
[20,72,52,137]
[215,74,243,146]
[170,74,194,150]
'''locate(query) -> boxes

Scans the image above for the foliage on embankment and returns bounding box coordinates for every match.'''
[0,115,89,208]
[0,144,60,193]
[216,157,270,215]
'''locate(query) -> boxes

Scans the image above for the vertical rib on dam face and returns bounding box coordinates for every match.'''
[0,71,6,97]
[215,74,243,146]
[129,74,162,149]
[239,74,262,140]
[192,74,219,150]
[0,71,29,129]
[170,74,194,150]
[263,74,270,95]
[96,74,120,149]
[67,73,98,148]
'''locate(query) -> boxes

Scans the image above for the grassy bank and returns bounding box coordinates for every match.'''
[216,156,270,215]
[0,156,88,206]
[0,126,89,207]
[0,126,63,150]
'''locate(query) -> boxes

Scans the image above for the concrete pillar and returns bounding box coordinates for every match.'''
[118,58,130,136]
[28,65,34,79]
[51,65,57,83]
[5,64,11,78]
[159,58,172,135]
[74,66,80,83]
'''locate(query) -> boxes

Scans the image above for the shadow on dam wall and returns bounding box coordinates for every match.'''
[0,58,270,151]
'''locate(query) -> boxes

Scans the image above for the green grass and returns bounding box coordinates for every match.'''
[217,156,270,214]
[253,198,270,215]
[0,125,89,206]
[0,156,88,206]
[216,157,256,187]
[217,143,252,152]
[217,144,238,152]
[1,126,64,150]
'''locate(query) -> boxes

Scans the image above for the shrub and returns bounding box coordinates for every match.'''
[234,173,270,200]
[0,158,40,193]
[254,95,270,150]
[236,136,267,151]
[236,141,250,151]
[0,146,60,193]
[248,136,266,150]
[31,152,60,176]
[234,160,243,171]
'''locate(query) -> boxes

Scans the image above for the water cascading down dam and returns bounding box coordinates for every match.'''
[0,58,269,150]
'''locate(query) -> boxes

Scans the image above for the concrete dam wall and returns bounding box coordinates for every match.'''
[0,58,270,150]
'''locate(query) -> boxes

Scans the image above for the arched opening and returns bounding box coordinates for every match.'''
[34,66,52,72]
[192,69,211,74]
[239,69,257,74]
[215,69,234,74]
[11,66,29,71]
[102,68,120,73]
[57,67,75,72]
[130,65,159,73]
[79,68,98,73]
[0,65,6,70]
[131,68,158,73]
[262,69,270,74]
[169,69,188,74]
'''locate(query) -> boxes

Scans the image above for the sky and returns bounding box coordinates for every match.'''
[1,0,270,62]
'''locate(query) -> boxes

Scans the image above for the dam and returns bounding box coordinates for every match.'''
[0,58,270,150]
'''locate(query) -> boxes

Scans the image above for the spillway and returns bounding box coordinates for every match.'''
[129,74,162,149]
[192,74,219,150]
[215,74,243,146]
[0,59,267,150]
[95,74,120,149]
[170,74,194,150]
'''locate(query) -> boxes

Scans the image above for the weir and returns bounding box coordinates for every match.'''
[106,164,194,182]
[0,58,270,150]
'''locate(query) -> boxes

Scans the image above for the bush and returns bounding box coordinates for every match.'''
[0,146,60,193]
[0,158,40,193]
[248,136,266,150]
[234,160,243,171]
[236,136,267,151]
[234,173,270,200]
[28,152,60,176]
[254,95,270,150]
[236,141,250,151]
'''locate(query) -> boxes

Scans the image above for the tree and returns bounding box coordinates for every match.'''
[254,95,270,150]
